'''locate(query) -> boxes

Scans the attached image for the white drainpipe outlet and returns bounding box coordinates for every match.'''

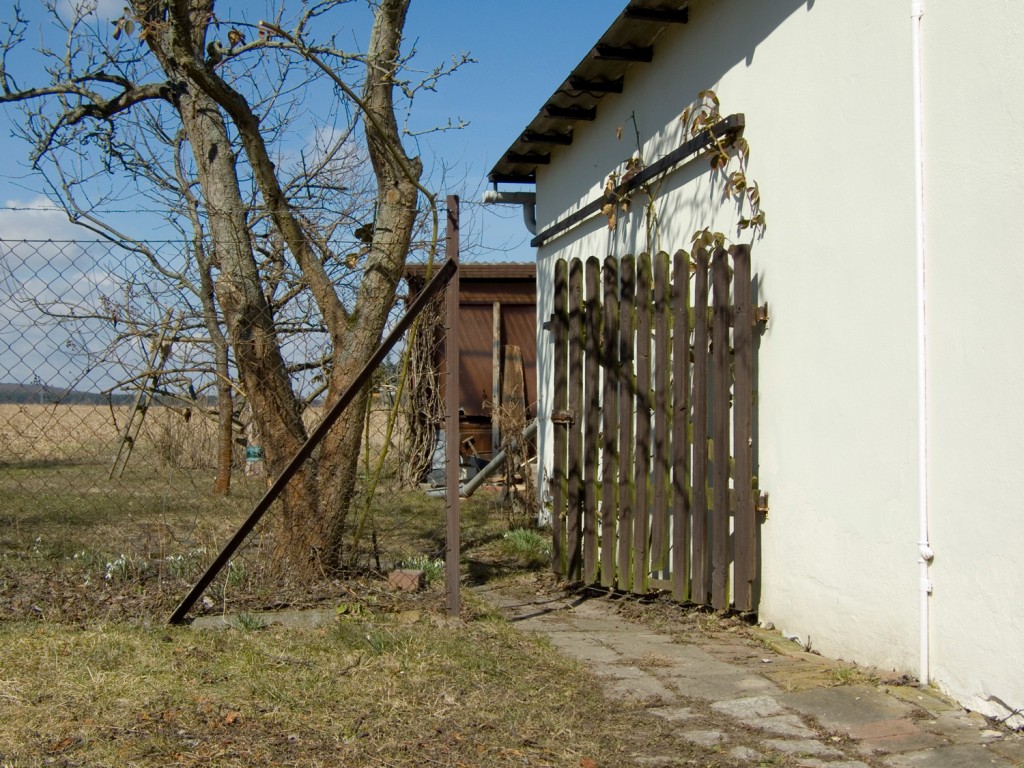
[482,190,537,235]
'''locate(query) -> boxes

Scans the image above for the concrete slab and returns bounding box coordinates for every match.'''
[667,670,782,701]
[847,717,945,755]
[881,743,1019,767]
[778,684,918,728]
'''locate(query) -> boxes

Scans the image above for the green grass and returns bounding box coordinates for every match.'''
[498,528,552,568]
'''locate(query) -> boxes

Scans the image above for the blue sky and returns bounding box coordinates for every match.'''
[0,0,626,262]
[0,1,625,390]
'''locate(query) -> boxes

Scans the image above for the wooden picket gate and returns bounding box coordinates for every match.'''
[549,246,761,612]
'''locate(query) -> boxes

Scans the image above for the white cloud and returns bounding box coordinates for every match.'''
[57,0,125,23]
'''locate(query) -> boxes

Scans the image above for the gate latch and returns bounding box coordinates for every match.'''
[756,492,770,519]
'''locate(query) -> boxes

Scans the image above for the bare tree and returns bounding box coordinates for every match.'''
[0,0,464,576]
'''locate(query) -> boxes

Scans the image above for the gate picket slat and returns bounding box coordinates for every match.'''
[671,249,691,602]
[617,255,636,591]
[632,253,652,593]
[583,258,601,584]
[601,256,619,588]
[711,247,731,610]
[650,253,670,572]
[691,247,710,605]
[731,245,755,612]
[567,259,584,580]
[551,260,568,576]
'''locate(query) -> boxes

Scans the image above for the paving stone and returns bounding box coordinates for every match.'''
[847,717,945,754]
[475,585,1017,768]
[681,729,726,747]
[778,685,918,729]
[881,743,1019,767]
[923,708,997,745]
[648,705,699,722]
[762,737,844,757]
[750,714,818,738]
[667,670,781,700]
[604,673,677,704]
[988,733,1024,764]
[712,694,785,719]
[728,745,764,760]
[543,632,622,663]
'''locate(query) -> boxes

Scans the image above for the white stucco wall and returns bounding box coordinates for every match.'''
[921,3,1024,725]
[530,0,1023,720]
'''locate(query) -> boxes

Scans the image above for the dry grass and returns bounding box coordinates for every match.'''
[0,595,683,767]
[0,405,744,767]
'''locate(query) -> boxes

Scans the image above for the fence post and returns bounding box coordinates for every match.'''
[444,195,461,618]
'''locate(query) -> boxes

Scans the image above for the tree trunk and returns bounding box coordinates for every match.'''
[134,0,421,575]
[319,0,422,566]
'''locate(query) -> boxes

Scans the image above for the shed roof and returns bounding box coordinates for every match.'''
[488,0,691,185]
[403,262,536,281]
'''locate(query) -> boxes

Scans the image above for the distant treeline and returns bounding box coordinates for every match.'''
[1,383,142,406]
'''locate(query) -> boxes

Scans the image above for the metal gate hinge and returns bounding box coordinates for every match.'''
[550,409,576,425]
[756,492,770,518]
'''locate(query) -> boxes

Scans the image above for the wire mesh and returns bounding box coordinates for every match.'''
[0,237,461,623]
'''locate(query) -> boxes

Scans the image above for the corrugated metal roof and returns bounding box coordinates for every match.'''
[488,0,691,185]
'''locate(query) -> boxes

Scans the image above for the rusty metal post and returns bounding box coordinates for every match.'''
[444,195,461,617]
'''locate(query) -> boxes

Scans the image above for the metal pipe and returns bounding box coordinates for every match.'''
[426,419,538,499]
[911,0,934,688]
[482,189,537,235]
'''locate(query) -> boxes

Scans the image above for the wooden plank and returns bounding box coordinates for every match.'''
[632,253,652,593]
[583,257,601,584]
[671,249,691,602]
[710,247,730,610]
[691,246,710,605]
[501,345,525,418]
[617,255,636,591]
[566,259,584,580]
[601,256,619,588]
[551,259,569,576]
[731,245,756,612]
[492,302,501,455]
[650,252,670,572]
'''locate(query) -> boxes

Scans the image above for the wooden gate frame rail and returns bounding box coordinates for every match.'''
[168,255,459,625]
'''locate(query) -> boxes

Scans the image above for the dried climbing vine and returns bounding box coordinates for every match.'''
[604,90,767,253]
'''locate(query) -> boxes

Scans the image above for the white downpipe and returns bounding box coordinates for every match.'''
[911,0,934,688]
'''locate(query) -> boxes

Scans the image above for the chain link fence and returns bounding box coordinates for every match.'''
[0,237,483,623]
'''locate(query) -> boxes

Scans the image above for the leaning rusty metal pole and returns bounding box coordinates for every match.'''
[444,195,461,617]
[168,258,457,625]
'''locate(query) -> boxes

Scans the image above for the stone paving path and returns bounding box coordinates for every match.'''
[477,584,1024,768]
